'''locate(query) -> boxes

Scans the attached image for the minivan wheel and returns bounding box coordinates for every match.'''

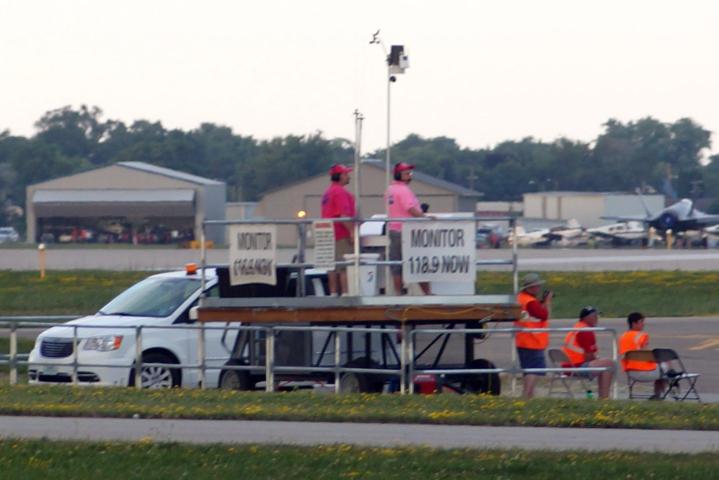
[219,370,252,390]
[129,352,180,389]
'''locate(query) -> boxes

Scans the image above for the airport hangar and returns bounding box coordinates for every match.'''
[520,191,665,229]
[256,159,483,246]
[26,161,226,244]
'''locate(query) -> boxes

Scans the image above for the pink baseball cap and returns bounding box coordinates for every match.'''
[394,162,415,175]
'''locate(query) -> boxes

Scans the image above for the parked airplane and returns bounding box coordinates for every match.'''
[602,195,719,234]
[510,219,587,248]
[587,221,646,246]
[509,225,553,248]
[543,219,588,247]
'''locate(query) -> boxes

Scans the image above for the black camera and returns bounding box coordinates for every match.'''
[542,289,555,301]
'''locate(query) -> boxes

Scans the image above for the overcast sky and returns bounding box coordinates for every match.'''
[1,0,717,156]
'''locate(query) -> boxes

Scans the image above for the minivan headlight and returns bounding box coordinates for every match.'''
[83,335,123,351]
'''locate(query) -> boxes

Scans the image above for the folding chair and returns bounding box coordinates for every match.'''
[652,348,701,402]
[547,348,589,398]
[623,350,659,400]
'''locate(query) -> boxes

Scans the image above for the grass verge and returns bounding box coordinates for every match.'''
[477,270,719,318]
[0,270,148,315]
[1,440,717,480]
[0,386,717,430]
[2,270,719,317]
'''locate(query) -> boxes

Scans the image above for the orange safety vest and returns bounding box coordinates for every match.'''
[514,291,549,350]
[562,321,589,365]
[618,330,656,371]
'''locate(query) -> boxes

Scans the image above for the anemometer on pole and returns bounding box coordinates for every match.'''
[369,29,409,190]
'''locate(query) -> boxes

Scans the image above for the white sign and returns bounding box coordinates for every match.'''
[228,224,277,286]
[402,221,476,283]
[313,220,336,270]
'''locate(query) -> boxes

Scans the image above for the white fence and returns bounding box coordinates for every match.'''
[1,317,618,398]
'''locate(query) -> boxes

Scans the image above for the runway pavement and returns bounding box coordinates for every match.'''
[0,416,717,452]
[5,247,719,271]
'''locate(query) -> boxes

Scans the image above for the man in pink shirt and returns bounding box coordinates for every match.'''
[384,162,431,295]
[321,164,356,295]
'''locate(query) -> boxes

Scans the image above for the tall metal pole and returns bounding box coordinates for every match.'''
[384,66,393,295]
[353,110,364,295]
[386,69,391,195]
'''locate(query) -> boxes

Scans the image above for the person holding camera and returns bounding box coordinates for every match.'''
[561,306,615,399]
[515,273,552,398]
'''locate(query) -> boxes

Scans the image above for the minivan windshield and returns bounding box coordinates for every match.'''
[98,277,201,318]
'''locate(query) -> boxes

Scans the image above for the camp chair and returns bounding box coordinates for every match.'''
[623,350,659,400]
[652,348,701,402]
[547,348,589,398]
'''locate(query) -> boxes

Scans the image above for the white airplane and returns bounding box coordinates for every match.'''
[587,221,646,246]
[510,219,587,248]
[509,225,553,248]
[543,219,589,247]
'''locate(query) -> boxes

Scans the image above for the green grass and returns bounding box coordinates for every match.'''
[477,271,719,318]
[0,270,148,315]
[0,386,717,430]
[2,270,719,317]
[0,440,717,479]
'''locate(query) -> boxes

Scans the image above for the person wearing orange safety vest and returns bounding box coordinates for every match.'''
[618,312,666,398]
[561,306,615,399]
[515,273,552,398]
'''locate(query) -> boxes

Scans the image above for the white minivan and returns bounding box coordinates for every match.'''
[28,265,235,388]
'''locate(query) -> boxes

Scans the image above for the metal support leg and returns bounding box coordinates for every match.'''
[334,331,341,394]
[265,328,275,392]
[400,323,408,394]
[9,322,17,385]
[71,326,79,385]
[198,323,206,389]
[135,326,143,389]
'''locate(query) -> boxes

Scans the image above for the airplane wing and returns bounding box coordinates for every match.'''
[600,216,648,223]
[693,215,719,225]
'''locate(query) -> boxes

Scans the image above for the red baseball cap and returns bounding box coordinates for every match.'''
[394,162,415,175]
[329,164,353,175]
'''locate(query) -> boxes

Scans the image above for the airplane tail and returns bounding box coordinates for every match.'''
[635,187,653,218]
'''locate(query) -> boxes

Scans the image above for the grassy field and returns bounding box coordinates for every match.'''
[0,386,717,430]
[0,439,717,480]
[2,270,719,317]
[0,270,147,315]
[477,270,719,318]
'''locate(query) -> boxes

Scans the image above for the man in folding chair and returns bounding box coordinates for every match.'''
[618,312,666,399]
[561,307,615,399]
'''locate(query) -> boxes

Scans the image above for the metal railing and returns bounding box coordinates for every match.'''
[2,320,618,398]
[202,215,520,295]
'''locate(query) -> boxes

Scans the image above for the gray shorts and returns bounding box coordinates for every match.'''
[389,230,402,274]
[334,238,353,271]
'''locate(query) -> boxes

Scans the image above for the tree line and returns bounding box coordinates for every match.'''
[2,105,718,226]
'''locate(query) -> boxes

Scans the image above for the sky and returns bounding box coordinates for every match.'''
[1,0,718,156]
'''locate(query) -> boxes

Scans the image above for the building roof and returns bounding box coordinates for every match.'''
[117,161,224,186]
[261,159,483,198]
[362,160,483,197]
[33,189,195,203]
[524,191,661,197]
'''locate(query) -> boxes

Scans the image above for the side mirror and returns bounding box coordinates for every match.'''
[189,306,199,321]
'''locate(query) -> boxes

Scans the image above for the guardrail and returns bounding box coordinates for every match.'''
[1,320,617,398]
[202,215,521,295]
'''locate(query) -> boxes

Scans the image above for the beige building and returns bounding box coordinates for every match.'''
[257,160,482,245]
[523,191,664,228]
[26,162,226,244]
